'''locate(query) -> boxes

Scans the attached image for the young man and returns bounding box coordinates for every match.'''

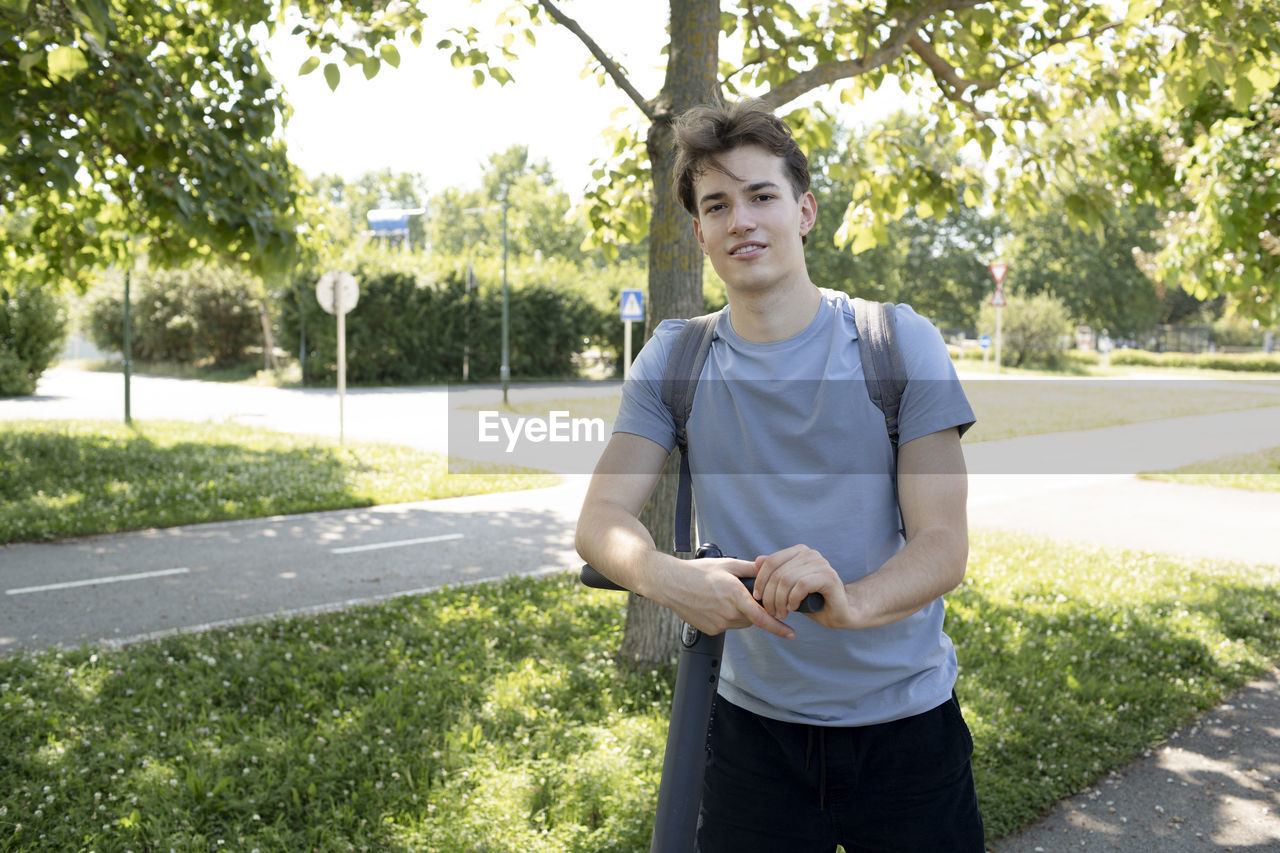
[575,99,984,851]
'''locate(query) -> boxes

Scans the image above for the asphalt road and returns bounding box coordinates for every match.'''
[0,479,589,654]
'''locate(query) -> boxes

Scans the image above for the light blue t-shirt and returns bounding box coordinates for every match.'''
[614,288,975,726]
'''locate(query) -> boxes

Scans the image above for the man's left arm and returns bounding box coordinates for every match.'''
[752,426,968,630]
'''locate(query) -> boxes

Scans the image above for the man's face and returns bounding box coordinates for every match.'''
[691,144,816,295]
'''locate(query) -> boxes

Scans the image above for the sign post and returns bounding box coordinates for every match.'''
[620,288,645,379]
[316,270,359,442]
[988,262,1008,374]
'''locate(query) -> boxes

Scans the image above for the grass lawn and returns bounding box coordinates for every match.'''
[961,381,1280,443]
[72,359,303,388]
[2,531,1278,850]
[486,380,1280,446]
[0,420,558,544]
[1139,445,1280,492]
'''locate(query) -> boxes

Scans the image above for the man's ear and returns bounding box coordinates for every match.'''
[692,216,709,255]
[798,191,817,238]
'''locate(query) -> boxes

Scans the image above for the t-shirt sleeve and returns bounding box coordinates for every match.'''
[893,304,976,445]
[611,319,685,452]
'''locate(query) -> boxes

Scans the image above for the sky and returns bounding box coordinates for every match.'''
[261,1,909,202]
[262,0,670,199]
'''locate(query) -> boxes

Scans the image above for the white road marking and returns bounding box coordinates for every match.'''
[99,565,567,651]
[6,567,191,596]
[330,533,465,554]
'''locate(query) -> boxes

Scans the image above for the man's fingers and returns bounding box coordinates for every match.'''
[742,597,795,639]
[719,557,759,579]
[726,583,794,639]
[757,544,810,571]
[754,547,837,620]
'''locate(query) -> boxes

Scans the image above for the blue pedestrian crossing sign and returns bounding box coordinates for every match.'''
[620,288,644,322]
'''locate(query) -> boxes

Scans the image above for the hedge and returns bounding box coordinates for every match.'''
[87,266,262,366]
[278,267,610,385]
[1110,350,1280,372]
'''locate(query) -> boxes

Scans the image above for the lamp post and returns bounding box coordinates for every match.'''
[463,193,511,404]
[123,268,132,426]
[499,198,509,404]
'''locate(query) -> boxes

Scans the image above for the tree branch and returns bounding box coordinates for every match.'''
[908,16,1124,119]
[996,20,1125,79]
[744,2,770,65]
[906,33,993,119]
[535,0,655,120]
[757,0,985,110]
[907,34,993,97]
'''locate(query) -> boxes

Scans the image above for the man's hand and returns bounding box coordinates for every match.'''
[661,554,797,639]
[752,545,855,630]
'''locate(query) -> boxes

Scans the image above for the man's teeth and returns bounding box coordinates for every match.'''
[731,245,762,255]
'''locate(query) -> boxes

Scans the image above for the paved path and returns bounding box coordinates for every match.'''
[2,366,619,455]
[1,479,588,654]
[990,669,1280,852]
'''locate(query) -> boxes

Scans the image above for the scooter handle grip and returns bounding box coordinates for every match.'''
[579,561,824,614]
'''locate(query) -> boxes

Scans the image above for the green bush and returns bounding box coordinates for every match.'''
[87,265,262,365]
[1064,349,1101,366]
[1109,349,1162,367]
[1197,353,1280,372]
[279,260,610,385]
[1211,314,1267,348]
[979,292,1071,368]
[1110,350,1280,372]
[0,280,69,396]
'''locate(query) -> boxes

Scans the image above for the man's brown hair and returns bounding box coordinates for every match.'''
[671,98,811,217]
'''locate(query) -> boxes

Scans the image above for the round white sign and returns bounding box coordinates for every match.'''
[316,270,359,315]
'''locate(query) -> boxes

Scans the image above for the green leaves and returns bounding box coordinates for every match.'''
[323,61,340,90]
[1,0,306,290]
[46,45,88,80]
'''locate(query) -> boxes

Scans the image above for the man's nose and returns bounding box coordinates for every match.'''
[727,205,755,235]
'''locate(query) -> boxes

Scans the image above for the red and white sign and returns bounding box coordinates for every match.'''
[988,262,1008,286]
[990,287,1007,308]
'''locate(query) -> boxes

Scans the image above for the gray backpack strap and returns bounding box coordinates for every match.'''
[853,298,907,450]
[853,297,908,532]
[661,311,722,553]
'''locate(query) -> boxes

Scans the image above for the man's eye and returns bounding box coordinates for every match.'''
[754,194,774,203]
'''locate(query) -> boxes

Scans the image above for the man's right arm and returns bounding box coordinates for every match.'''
[574,432,794,638]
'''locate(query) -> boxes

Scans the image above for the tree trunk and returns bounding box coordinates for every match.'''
[617,0,722,671]
[258,300,279,371]
[618,451,687,670]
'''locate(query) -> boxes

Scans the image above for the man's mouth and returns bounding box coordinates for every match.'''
[729,243,766,257]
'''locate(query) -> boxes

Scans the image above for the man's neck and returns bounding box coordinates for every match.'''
[725,277,823,343]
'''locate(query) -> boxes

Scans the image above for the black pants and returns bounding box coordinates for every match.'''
[696,694,985,852]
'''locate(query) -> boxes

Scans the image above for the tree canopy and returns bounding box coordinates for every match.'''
[9,0,1278,315]
[0,0,429,289]
[399,1,1280,323]
[806,116,998,331]
[1003,204,1163,339]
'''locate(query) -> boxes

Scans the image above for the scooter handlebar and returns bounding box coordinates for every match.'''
[579,561,825,614]
[579,563,626,591]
